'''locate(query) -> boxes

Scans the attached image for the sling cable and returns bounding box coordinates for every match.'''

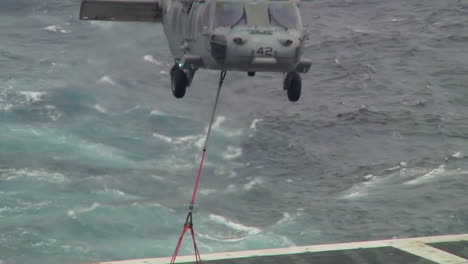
[170,70,227,264]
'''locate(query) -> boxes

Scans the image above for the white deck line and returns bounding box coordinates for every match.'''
[391,240,468,264]
[93,233,468,264]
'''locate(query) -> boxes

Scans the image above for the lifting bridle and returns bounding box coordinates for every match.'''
[170,70,227,264]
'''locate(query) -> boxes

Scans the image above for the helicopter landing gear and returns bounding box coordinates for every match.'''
[283,72,301,102]
[171,68,187,98]
[170,64,196,99]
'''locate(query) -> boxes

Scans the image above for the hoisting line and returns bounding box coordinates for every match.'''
[170,70,227,264]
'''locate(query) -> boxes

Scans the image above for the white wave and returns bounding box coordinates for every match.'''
[214,167,238,178]
[46,61,57,73]
[176,135,202,144]
[152,116,243,146]
[47,109,62,121]
[404,165,468,185]
[152,132,202,145]
[243,177,264,191]
[342,191,366,199]
[76,202,101,213]
[278,235,296,247]
[208,214,262,235]
[143,55,162,65]
[222,146,242,160]
[211,116,243,137]
[93,104,108,113]
[0,104,13,111]
[102,188,127,197]
[199,188,217,195]
[149,109,165,116]
[0,168,66,183]
[131,201,163,208]
[197,232,249,243]
[151,154,197,171]
[212,116,226,130]
[32,104,62,121]
[67,210,77,219]
[349,27,376,35]
[224,184,238,193]
[60,244,91,254]
[222,129,243,137]
[19,91,47,103]
[43,25,70,34]
[99,76,116,86]
[152,132,174,143]
[159,70,169,76]
[276,212,294,226]
[151,174,166,182]
[44,105,56,110]
[0,206,8,214]
[32,238,57,248]
[68,202,101,219]
[78,139,135,166]
[124,105,142,113]
[250,118,263,131]
[386,165,401,171]
[194,136,205,149]
[1,200,51,215]
[452,152,463,159]
[404,165,446,185]
[340,174,381,199]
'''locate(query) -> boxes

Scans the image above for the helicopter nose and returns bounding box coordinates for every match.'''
[220,32,301,72]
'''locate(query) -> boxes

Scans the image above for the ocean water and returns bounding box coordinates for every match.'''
[1,0,468,263]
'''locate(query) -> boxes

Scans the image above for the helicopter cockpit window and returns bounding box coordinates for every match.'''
[268,2,301,30]
[214,2,246,28]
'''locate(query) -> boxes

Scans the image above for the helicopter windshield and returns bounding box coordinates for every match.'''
[268,2,301,30]
[213,1,301,30]
[214,2,246,28]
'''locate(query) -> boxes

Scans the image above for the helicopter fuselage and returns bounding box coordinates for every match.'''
[161,0,310,73]
[80,0,310,101]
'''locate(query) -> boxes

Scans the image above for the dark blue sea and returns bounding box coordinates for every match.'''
[1,0,467,263]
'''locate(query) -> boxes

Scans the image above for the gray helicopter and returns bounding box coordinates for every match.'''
[80,0,311,101]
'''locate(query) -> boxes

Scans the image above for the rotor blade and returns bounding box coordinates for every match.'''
[80,0,162,22]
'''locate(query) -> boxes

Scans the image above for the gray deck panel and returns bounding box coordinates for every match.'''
[429,241,468,260]
[192,247,437,264]
[96,234,468,264]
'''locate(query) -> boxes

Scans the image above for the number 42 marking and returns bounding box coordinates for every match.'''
[256,47,274,56]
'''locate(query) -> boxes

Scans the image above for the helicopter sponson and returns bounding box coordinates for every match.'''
[80,0,311,101]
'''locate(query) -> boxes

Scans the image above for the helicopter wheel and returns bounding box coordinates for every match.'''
[284,72,301,102]
[171,68,188,98]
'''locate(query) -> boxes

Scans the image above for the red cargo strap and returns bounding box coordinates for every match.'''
[169,70,226,264]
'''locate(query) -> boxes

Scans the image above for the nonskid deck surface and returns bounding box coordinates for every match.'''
[93,234,468,264]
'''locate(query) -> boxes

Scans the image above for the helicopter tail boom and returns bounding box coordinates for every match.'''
[80,0,162,22]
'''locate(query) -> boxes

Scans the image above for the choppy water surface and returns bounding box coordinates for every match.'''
[1,0,468,263]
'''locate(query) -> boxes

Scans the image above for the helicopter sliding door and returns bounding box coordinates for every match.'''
[186,2,200,41]
[80,0,162,22]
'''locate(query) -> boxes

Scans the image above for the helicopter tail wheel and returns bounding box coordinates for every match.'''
[284,72,301,102]
[171,68,188,98]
